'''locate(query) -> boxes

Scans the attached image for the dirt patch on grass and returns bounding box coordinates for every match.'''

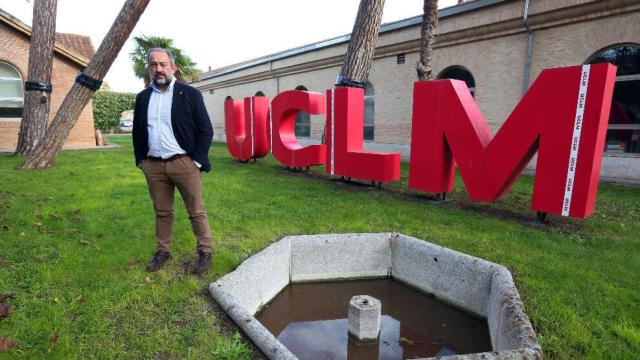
[448,197,583,233]
[274,166,585,231]
[287,167,380,192]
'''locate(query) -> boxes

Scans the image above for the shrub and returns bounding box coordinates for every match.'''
[92,91,136,131]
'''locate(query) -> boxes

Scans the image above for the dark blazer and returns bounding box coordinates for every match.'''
[132,81,214,172]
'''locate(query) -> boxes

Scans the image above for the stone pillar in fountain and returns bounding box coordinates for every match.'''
[348,295,381,341]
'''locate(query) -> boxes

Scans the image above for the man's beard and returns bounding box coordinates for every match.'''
[152,74,172,88]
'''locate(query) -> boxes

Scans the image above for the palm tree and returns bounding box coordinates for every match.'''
[130,35,200,86]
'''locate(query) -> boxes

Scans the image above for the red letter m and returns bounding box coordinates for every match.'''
[409,64,616,218]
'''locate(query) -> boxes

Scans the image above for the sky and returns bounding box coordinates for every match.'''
[0,0,458,93]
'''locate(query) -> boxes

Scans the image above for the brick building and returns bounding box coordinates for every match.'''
[0,8,96,151]
[193,0,639,183]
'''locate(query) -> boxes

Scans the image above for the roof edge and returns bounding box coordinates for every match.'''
[198,0,505,81]
[0,8,91,67]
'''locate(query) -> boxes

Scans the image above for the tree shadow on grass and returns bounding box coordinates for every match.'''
[268,164,584,233]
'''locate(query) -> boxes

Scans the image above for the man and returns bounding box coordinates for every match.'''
[132,48,214,274]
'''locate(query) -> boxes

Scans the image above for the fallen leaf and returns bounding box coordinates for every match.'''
[79,240,89,245]
[33,222,42,227]
[144,277,151,284]
[53,297,60,305]
[68,228,81,233]
[48,331,59,353]
[0,293,15,302]
[0,303,12,319]
[0,259,13,267]
[18,232,25,236]
[70,208,81,214]
[74,294,84,302]
[0,336,16,352]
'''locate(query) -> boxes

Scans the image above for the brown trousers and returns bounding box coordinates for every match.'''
[141,156,212,253]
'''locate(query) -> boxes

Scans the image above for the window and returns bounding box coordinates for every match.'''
[225,95,233,101]
[364,82,375,141]
[397,53,406,65]
[587,44,640,154]
[294,85,310,138]
[0,62,24,118]
[255,91,265,97]
[437,66,476,98]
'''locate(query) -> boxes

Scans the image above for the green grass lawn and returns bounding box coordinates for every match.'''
[0,135,638,359]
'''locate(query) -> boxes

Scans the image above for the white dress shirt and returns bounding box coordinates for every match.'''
[147,78,186,159]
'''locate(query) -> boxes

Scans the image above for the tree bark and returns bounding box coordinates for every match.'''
[15,0,58,156]
[21,0,150,170]
[416,0,439,81]
[325,0,384,143]
[338,0,386,85]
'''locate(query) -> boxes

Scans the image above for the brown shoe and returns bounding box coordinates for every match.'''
[147,251,170,272]
[193,250,212,274]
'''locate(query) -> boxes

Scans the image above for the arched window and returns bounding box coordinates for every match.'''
[587,43,640,154]
[225,95,233,101]
[255,91,265,97]
[0,62,24,118]
[294,85,310,138]
[437,66,476,98]
[363,82,375,141]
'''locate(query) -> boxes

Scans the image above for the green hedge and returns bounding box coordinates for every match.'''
[92,91,136,131]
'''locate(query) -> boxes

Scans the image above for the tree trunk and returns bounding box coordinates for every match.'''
[416,0,439,81]
[21,0,150,170]
[15,0,58,156]
[323,0,385,143]
[338,0,386,86]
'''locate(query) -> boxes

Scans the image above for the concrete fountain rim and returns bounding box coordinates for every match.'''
[209,232,542,360]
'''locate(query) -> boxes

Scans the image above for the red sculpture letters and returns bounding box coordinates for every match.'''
[325,88,400,182]
[223,96,271,161]
[222,64,617,219]
[409,64,616,217]
[270,90,326,167]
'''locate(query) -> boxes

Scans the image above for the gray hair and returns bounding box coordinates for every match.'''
[146,47,175,65]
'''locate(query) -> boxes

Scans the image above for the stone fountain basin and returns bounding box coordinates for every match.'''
[209,233,542,359]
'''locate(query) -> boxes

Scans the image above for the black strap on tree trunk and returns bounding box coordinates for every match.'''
[335,74,366,89]
[75,72,102,91]
[25,81,52,93]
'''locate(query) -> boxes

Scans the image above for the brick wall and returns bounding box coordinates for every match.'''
[195,0,640,148]
[0,22,96,150]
